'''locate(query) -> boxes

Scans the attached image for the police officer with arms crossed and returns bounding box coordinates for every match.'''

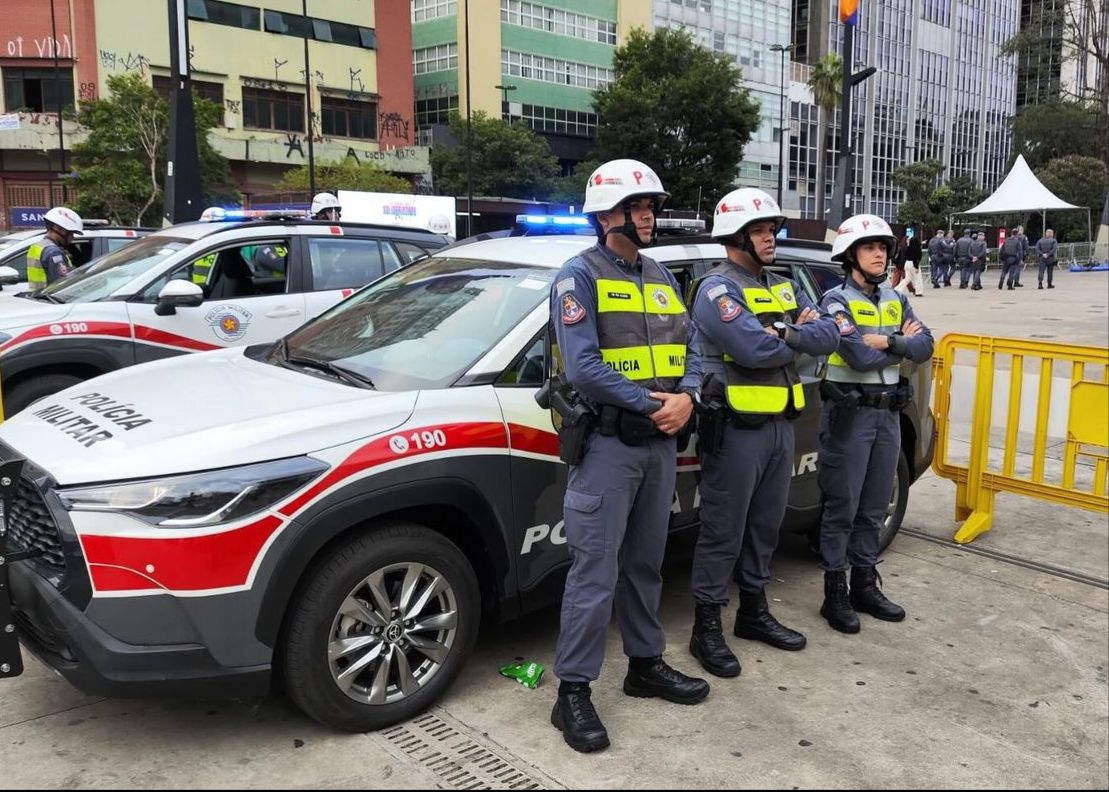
[817,215,934,633]
[686,188,838,677]
[27,207,83,291]
[548,159,709,754]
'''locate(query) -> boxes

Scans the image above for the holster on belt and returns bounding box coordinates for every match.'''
[536,375,596,465]
[597,404,662,446]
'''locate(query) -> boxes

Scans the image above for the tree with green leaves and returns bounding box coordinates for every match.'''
[1037,155,1109,240]
[591,27,761,211]
[68,72,236,226]
[807,53,842,220]
[430,111,560,200]
[892,159,944,231]
[1008,99,1106,170]
[276,156,412,195]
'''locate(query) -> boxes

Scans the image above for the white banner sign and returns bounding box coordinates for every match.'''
[0,114,20,132]
[338,191,457,239]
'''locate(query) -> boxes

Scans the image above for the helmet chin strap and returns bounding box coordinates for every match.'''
[846,250,888,285]
[738,230,774,266]
[602,200,657,249]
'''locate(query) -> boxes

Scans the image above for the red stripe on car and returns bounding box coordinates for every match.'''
[133,326,220,352]
[0,321,132,352]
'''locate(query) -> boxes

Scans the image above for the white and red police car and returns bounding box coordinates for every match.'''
[0,234,934,731]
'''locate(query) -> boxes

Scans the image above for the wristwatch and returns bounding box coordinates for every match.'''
[679,385,702,408]
[772,321,789,340]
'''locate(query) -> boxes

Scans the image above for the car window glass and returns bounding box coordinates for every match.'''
[394,241,430,265]
[44,236,190,302]
[497,334,545,387]
[806,264,845,297]
[281,257,553,390]
[381,241,403,273]
[0,243,30,277]
[140,240,290,302]
[68,240,95,267]
[308,237,385,291]
[106,237,140,252]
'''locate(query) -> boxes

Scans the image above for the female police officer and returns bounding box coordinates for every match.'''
[816,214,934,633]
[687,188,838,677]
[549,159,709,753]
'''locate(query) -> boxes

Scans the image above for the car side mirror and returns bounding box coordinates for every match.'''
[0,265,19,288]
[154,279,204,316]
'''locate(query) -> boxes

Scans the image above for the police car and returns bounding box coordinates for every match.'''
[0,233,934,732]
[0,224,151,298]
[0,212,448,415]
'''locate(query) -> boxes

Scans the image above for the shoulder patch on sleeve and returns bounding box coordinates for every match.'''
[561,293,586,325]
[833,310,856,336]
[706,283,728,301]
[716,295,742,322]
[556,277,575,296]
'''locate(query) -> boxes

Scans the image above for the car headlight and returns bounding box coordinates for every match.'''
[57,456,328,527]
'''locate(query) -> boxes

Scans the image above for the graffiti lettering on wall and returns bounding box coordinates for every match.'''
[273,58,288,81]
[284,134,304,158]
[78,82,98,101]
[5,34,73,59]
[343,147,420,165]
[349,68,365,94]
[242,77,289,93]
[99,50,149,74]
[378,112,410,142]
[224,99,241,114]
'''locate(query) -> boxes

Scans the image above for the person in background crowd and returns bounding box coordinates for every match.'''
[1036,228,1058,289]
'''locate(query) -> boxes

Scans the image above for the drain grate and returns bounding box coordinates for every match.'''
[374,710,559,790]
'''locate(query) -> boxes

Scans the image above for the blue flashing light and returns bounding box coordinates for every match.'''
[517,213,590,228]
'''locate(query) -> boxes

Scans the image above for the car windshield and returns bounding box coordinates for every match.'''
[279,257,553,390]
[40,236,190,303]
[0,234,32,255]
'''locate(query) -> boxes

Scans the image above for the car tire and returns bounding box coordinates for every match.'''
[3,372,84,417]
[282,522,480,732]
[877,450,911,554]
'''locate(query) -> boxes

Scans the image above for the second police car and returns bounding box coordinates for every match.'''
[0,233,935,732]
[0,213,447,415]
[0,223,152,297]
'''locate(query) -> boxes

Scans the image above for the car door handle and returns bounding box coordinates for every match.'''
[264,307,302,318]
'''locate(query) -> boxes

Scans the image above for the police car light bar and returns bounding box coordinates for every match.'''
[200,207,309,223]
[656,217,706,232]
[516,214,592,227]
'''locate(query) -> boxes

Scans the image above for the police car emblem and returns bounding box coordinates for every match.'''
[717,295,741,322]
[205,304,253,342]
[561,294,586,325]
[652,288,670,309]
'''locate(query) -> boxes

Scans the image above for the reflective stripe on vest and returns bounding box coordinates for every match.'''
[562,246,690,392]
[26,242,47,290]
[825,285,903,385]
[692,263,806,416]
[192,253,216,284]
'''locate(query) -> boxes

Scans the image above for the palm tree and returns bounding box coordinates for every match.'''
[807,53,842,220]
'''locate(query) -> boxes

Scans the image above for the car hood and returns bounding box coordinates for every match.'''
[0,347,418,485]
[0,295,70,326]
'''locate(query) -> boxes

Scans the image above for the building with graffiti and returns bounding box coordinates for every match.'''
[0,0,425,229]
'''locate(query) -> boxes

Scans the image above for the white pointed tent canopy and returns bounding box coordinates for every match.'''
[950,154,1091,242]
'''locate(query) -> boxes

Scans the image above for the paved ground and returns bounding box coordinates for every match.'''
[2,269,1106,789]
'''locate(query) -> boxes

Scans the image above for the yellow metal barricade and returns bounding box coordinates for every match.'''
[932,333,1109,543]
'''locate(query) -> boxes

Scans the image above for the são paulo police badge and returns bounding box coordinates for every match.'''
[205,304,253,342]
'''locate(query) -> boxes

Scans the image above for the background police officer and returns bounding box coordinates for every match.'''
[1012,224,1029,287]
[687,188,838,677]
[999,228,1023,290]
[955,228,974,288]
[927,229,945,289]
[1036,228,1058,289]
[311,192,341,221]
[941,229,956,286]
[549,159,709,753]
[969,231,988,290]
[27,207,83,291]
[817,214,934,634]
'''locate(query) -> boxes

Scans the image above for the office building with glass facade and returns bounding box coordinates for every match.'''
[788,0,1020,222]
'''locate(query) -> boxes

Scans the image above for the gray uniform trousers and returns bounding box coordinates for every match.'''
[554,432,676,682]
[817,400,901,571]
[691,416,793,603]
[1037,258,1056,286]
[999,259,1021,288]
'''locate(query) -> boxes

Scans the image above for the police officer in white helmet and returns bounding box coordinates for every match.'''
[548,158,709,753]
[687,188,838,677]
[816,214,933,633]
[310,192,341,221]
[26,207,83,291]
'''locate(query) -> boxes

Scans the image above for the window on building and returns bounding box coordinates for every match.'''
[263,11,375,49]
[415,95,459,128]
[186,0,260,30]
[501,50,613,90]
[506,103,597,138]
[242,87,304,132]
[414,44,458,74]
[500,1,617,45]
[412,0,457,23]
[321,95,377,139]
[152,75,225,107]
[2,67,75,113]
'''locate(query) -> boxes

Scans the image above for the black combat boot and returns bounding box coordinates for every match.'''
[734,589,807,651]
[820,570,860,634]
[850,566,906,622]
[689,603,741,677]
[624,656,710,704]
[551,681,609,753]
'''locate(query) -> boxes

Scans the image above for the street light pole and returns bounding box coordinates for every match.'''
[49,0,68,202]
[769,43,794,210]
[464,0,474,237]
[302,0,316,200]
[494,83,516,117]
